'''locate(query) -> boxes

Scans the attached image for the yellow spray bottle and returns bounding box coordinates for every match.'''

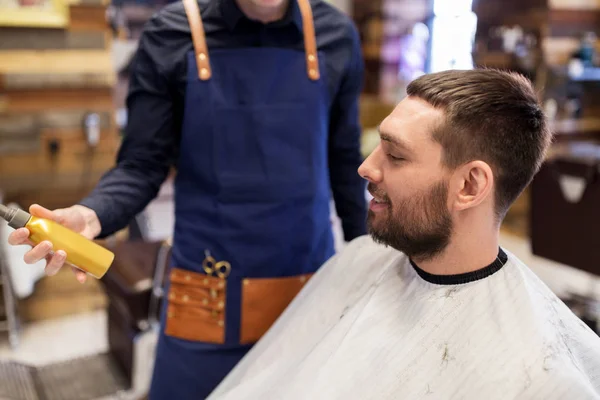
[0,204,114,279]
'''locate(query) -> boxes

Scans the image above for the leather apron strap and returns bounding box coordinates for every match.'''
[296,0,320,80]
[182,0,320,81]
[183,0,211,80]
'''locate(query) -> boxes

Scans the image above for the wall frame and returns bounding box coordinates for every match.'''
[0,0,69,28]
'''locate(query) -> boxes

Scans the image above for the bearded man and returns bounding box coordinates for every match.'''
[206,69,600,400]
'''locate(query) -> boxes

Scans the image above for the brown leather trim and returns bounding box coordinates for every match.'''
[297,0,319,80]
[182,0,211,80]
[182,0,318,81]
[240,273,312,344]
[169,282,225,310]
[170,268,226,290]
[164,267,226,344]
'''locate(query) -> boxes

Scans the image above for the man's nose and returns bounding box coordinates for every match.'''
[358,146,383,184]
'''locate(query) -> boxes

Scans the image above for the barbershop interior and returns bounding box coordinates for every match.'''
[1,0,600,398]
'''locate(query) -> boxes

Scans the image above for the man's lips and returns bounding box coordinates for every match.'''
[367,184,390,211]
[369,198,389,211]
[368,194,390,212]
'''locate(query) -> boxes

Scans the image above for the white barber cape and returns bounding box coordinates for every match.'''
[209,236,600,400]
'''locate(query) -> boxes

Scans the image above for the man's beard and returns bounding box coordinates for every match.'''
[367,180,453,261]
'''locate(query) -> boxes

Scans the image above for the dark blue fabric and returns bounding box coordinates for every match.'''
[149,293,253,400]
[148,44,335,399]
[78,0,367,242]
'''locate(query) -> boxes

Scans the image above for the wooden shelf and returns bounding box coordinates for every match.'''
[541,37,600,66]
[548,0,600,10]
[0,72,115,90]
[551,117,600,134]
[549,8,600,25]
[473,51,515,69]
[548,9,600,36]
[0,50,113,75]
[68,4,111,31]
[0,87,114,113]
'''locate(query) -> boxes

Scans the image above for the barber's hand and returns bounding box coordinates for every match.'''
[7,204,102,283]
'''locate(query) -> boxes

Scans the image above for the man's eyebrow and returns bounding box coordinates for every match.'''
[377,125,412,152]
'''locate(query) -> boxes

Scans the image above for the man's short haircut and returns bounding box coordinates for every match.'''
[406,68,553,218]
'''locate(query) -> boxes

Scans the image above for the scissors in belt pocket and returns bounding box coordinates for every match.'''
[202,250,231,279]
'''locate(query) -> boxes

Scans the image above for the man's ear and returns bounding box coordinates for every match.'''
[450,161,494,211]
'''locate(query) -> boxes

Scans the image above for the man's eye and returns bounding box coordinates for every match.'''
[387,154,404,161]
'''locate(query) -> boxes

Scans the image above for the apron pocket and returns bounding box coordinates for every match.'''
[240,273,312,344]
[164,267,227,344]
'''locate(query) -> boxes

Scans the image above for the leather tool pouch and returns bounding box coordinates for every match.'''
[164,267,226,344]
[240,273,312,344]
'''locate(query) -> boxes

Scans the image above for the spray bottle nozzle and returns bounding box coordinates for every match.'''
[0,204,31,230]
[0,204,9,220]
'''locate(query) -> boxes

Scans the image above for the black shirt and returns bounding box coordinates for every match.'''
[80,0,367,241]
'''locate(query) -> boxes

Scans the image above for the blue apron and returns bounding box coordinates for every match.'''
[148,0,335,398]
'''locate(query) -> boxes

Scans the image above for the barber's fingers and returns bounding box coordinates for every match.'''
[23,240,53,265]
[71,267,87,283]
[29,204,74,229]
[29,203,57,220]
[30,203,87,234]
[44,250,67,276]
[6,212,87,284]
[9,205,74,245]
[32,248,86,283]
[7,227,30,246]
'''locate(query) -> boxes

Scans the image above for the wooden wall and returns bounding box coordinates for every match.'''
[0,0,120,322]
[0,0,120,209]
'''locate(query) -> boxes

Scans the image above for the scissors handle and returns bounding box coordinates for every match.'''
[202,249,231,278]
[214,261,231,279]
[202,253,217,275]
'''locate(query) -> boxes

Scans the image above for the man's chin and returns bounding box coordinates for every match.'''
[368,229,394,250]
[367,220,388,243]
[367,209,390,227]
[366,213,379,233]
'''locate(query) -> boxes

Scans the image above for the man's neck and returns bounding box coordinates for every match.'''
[235,0,290,24]
[412,218,500,276]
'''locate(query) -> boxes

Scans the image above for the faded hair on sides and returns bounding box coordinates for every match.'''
[406,68,553,219]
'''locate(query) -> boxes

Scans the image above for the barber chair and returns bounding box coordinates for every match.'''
[531,141,600,335]
[100,237,171,388]
[530,141,600,275]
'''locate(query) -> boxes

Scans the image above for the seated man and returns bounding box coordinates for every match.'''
[208,69,600,399]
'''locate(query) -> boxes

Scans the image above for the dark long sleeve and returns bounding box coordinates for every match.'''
[79,19,178,238]
[79,0,368,240]
[327,24,367,242]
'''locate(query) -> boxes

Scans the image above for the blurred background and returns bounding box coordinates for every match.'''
[1,0,600,399]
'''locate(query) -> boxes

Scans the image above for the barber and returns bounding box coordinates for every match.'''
[7,0,367,398]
